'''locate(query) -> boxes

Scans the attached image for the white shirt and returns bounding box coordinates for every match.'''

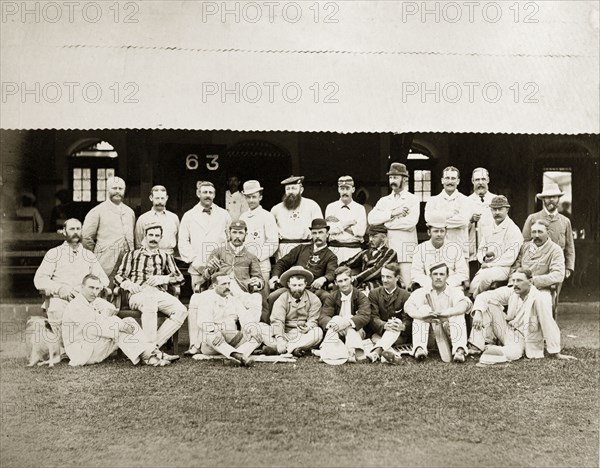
[135,209,180,254]
[271,197,323,241]
[467,191,497,260]
[239,206,279,263]
[425,190,472,259]
[178,203,232,272]
[339,292,353,319]
[226,190,249,222]
[368,189,420,232]
[477,216,523,267]
[325,200,367,244]
[410,240,469,289]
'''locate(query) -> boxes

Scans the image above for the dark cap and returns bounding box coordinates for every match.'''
[230,220,247,231]
[368,224,387,235]
[281,175,304,185]
[337,176,354,187]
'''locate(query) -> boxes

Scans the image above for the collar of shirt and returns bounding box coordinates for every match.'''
[383,286,397,295]
[312,245,327,254]
[441,190,460,201]
[288,292,307,306]
[150,208,168,217]
[391,190,406,200]
[543,207,557,218]
[244,206,263,217]
[227,243,245,255]
[139,246,161,256]
[340,291,352,302]
[493,217,510,231]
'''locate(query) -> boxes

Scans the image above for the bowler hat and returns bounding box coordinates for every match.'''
[279,266,314,289]
[241,180,263,195]
[309,218,330,231]
[368,224,387,235]
[281,175,304,185]
[489,195,511,209]
[536,182,564,199]
[386,163,409,177]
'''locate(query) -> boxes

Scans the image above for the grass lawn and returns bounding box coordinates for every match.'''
[1,306,599,467]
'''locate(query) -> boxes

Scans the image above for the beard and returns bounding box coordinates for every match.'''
[283,193,302,210]
[290,289,305,299]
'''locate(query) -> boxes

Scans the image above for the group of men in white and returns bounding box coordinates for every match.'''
[33,163,577,367]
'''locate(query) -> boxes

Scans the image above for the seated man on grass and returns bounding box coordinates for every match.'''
[405,262,472,363]
[264,266,324,357]
[468,267,576,362]
[188,273,268,367]
[318,266,371,363]
[62,274,177,367]
[365,263,412,365]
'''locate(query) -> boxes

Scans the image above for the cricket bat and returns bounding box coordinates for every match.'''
[426,293,452,363]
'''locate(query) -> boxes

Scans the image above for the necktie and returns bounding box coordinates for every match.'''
[341,205,350,209]
[480,195,485,204]
[203,207,212,214]
[295,299,301,304]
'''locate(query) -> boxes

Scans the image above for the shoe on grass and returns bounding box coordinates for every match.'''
[453,348,466,363]
[382,350,402,365]
[183,345,201,356]
[291,348,306,358]
[414,347,427,361]
[143,355,171,367]
[156,350,180,362]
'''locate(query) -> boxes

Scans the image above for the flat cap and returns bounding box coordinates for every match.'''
[337,176,354,187]
[281,175,305,185]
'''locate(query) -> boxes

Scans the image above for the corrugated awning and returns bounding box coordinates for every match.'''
[1,1,598,133]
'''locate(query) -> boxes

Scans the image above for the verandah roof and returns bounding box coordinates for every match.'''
[1,1,598,133]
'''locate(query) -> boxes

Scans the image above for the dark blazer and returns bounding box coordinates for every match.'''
[272,244,338,283]
[367,286,412,343]
[318,287,371,331]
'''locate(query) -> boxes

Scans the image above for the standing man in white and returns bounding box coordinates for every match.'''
[369,163,420,289]
[325,175,367,263]
[135,185,180,255]
[425,166,472,261]
[271,175,323,259]
[82,176,135,284]
[239,180,279,291]
[178,181,232,289]
[467,168,497,269]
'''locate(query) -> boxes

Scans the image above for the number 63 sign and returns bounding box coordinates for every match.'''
[186,154,219,171]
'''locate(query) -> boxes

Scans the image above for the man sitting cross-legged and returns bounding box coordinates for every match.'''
[365,263,412,365]
[263,266,324,357]
[318,266,371,363]
[188,273,267,367]
[114,222,187,352]
[62,274,176,367]
[468,268,576,362]
[405,262,472,363]
[341,224,397,291]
